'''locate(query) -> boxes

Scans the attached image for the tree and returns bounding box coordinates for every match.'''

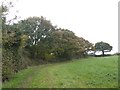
[50,29,76,60]
[95,41,112,56]
[18,16,55,46]
[17,16,56,60]
[50,28,93,60]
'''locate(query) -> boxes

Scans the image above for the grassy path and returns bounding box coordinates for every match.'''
[3,56,118,88]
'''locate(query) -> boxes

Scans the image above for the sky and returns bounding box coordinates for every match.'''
[1,0,119,53]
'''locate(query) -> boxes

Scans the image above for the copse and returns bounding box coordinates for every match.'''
[18,17,93,61]
[2,5,93,81]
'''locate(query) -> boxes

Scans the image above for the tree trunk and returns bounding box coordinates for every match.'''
[102,50,104,56]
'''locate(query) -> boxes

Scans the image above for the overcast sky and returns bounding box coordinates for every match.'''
[2,0,119,53]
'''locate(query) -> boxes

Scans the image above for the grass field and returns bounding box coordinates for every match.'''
[2,56,118,88]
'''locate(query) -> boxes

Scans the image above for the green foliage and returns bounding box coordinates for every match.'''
[17,16,93,61]
[95,41,112,51]
[95,41,112,56]
[44,53,56,62]
[2,16,93,81]
[48,29,93,60]
[2,49,14,81]
[1,2,93,82]
[17,16,55,46]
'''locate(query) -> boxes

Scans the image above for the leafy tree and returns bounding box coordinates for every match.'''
[50,29,76,60]
[95,41,112,56]
[17,16,56,60]
[50,29,93,60]
[17,16,55,46]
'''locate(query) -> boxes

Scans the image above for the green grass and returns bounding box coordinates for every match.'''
[2,56,118,88]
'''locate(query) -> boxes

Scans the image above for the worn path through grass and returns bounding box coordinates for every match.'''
[3,56,118,88]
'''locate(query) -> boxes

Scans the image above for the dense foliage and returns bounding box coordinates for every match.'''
[2,8,93,82]
[1,2,111,82]
[95,41,112,56]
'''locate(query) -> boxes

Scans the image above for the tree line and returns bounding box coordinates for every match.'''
[1,2,113,82]
[1,3,93,82]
